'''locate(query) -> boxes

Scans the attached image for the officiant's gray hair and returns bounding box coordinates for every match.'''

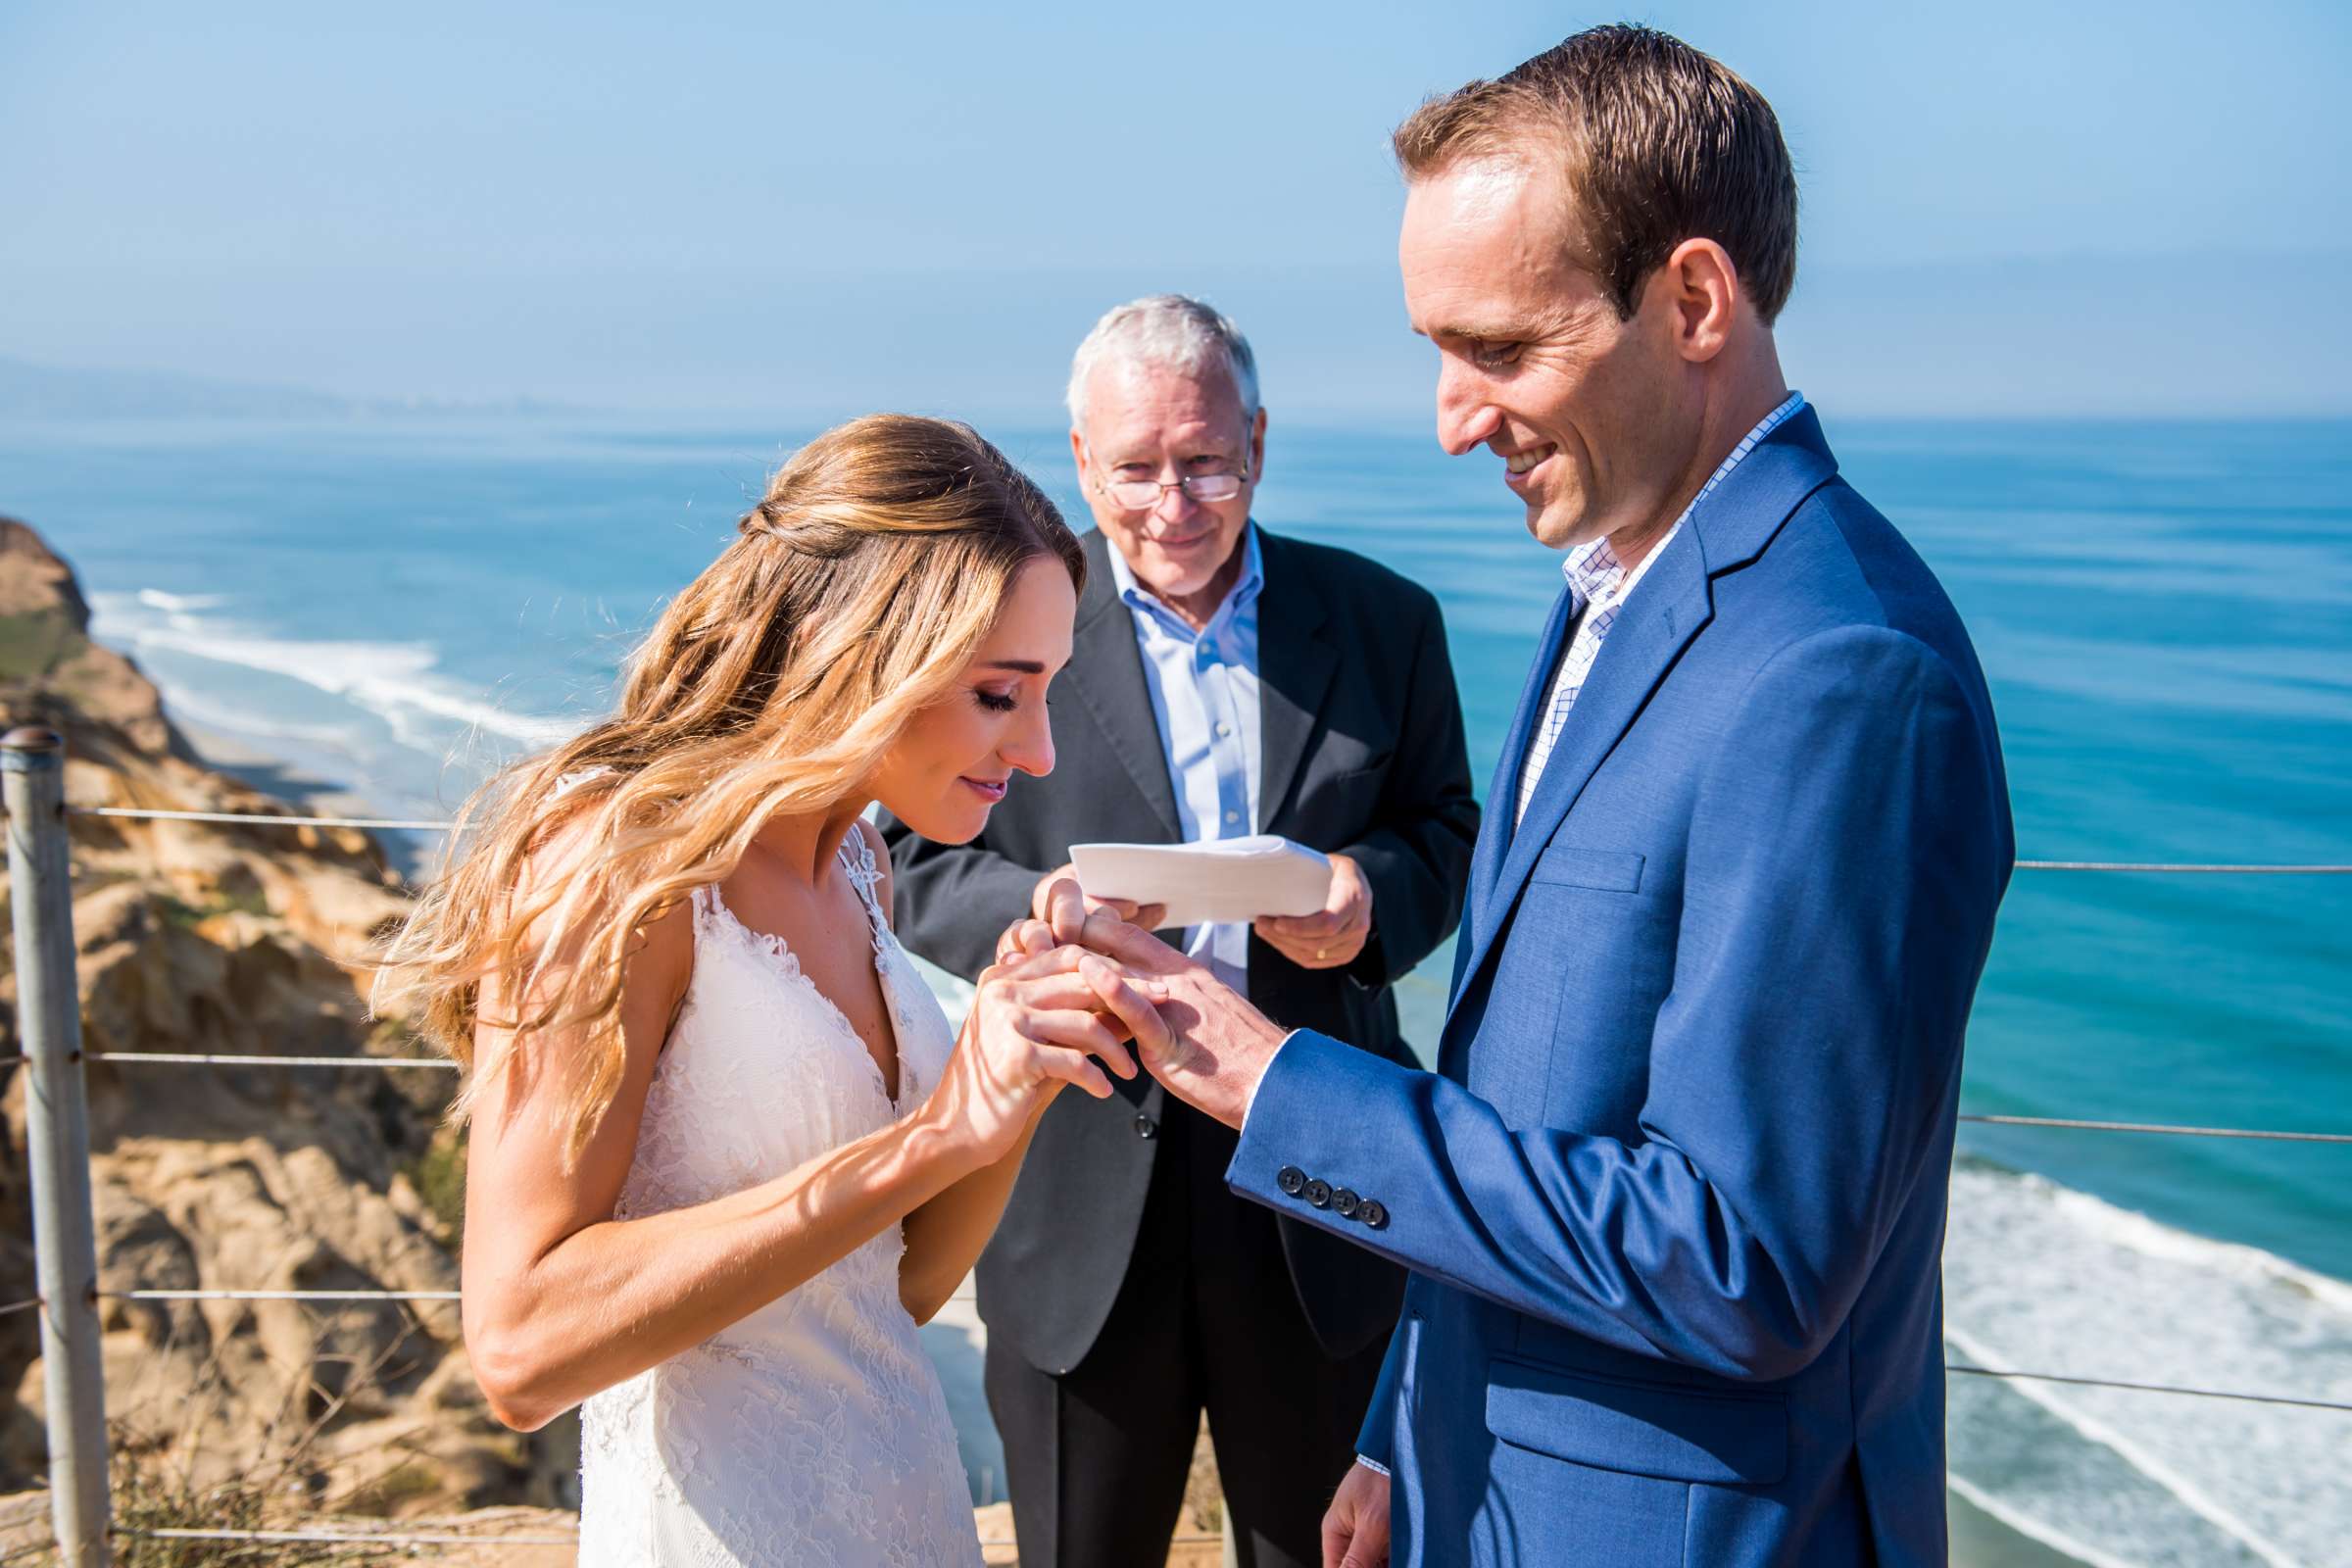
[1065,294,1259,436]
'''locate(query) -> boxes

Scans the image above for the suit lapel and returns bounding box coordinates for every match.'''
[1443,542,1714,1032]
[1486,540,1712,930]
[1068,531,1182,840]
[1440,405,1843,1034]
[1254,531,1337,833]
[1454,578,1579,997]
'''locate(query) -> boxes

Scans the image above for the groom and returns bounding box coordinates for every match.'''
[1061,24,2014,1568]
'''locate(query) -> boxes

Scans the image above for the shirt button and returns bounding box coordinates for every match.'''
[1224,809,1241,824]
[1214,722,1231,738]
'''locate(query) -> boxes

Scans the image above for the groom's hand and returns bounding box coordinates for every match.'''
[1321,1461,1391,1568]
[1060,900,1289,1130]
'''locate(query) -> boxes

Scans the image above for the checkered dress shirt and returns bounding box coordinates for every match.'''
[1513,392,1807,824]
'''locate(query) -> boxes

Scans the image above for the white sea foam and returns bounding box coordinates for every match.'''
[1943,1160,2352,1567]
[1948,1472,2147,1568]
[134,587,226,614]
[91,590,578,755]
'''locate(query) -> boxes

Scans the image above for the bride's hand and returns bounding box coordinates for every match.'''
[927,944,1157,1166]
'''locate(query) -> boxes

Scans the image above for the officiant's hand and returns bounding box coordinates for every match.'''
[1058,902,1289,1131]
[926,943,1155,1167]
[1254,851,1371,970]
[1031,862,1166,936]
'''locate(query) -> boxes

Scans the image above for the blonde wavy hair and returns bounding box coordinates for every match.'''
[373,415,1082,1161]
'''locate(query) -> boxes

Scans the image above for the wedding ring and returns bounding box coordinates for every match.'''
[1317,946,1329,960]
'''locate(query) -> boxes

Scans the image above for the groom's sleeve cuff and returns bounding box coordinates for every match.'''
[1353,1455,1391,1478]
[1237,1030,1303,1134]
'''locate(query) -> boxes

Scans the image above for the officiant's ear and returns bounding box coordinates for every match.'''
[1653,236,1742,364]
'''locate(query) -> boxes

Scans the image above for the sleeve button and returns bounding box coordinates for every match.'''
[1332,1188,1360,1218]
[1360,1200,1389,1229]
[1305,1179,1333,1208]
[1277,1166,1306,1197]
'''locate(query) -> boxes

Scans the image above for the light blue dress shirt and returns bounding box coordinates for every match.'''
[1103,522,1265,995]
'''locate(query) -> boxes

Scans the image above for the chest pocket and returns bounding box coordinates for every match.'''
[1530,845,1645,893]
[1474,844,1663,1127]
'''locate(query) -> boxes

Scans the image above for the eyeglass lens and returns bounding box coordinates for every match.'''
[1107,473,1244,509]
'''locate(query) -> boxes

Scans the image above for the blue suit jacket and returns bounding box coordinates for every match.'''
[1231,409,2013,1567]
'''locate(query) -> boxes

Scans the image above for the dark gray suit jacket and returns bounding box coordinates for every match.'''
[883,524,1478,1373]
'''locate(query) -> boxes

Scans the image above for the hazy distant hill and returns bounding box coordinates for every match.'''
[0,355,570,419]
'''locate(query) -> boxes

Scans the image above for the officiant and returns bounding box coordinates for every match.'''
[881,294,1477,1568]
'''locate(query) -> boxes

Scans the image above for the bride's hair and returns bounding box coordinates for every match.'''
[373,414,1081,1160]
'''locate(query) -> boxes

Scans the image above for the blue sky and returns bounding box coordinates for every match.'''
[4,0,2347,420]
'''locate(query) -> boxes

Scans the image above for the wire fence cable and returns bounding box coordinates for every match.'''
[104,1288,462,1303]
[72,805,455,832]
[1956,1113,2352,1144]
[61,804,2352,872]
[1945,1364,2352,1413]
[9,1054,2348,1142]
[85,1051,456,1071]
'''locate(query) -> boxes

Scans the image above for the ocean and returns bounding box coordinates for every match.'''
[5,412,2348,1565]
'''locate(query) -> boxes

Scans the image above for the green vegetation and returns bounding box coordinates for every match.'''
[0,611,80,680]
[406,1126,468,1239]
[153,888,272,930]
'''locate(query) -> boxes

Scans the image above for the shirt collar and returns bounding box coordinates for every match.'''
[1558,391,1807,606]
[1107,519,1263,633]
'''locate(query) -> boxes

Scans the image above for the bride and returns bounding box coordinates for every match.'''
[375,415,1159,1565]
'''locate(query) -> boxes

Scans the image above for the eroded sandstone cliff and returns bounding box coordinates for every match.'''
[0,517,577,1523]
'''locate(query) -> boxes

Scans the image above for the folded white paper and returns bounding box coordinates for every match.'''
[1069,836,1332,928]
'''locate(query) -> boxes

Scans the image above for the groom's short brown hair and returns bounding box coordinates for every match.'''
[1394,24,1799,324]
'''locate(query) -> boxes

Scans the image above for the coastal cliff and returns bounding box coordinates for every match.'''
[0,516,580,1527]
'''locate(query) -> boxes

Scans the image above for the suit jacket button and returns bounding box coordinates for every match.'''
[1277,1166,1306,1197]
[1360,1200,1389,1229]
[1332,1188,1360,1218]
[1134,1114,1157,1140]
[1305,1179,1333,1208]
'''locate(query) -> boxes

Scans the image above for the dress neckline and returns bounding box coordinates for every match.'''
[697,835,907,1109]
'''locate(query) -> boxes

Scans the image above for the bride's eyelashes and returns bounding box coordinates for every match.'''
[972,683,1056,714]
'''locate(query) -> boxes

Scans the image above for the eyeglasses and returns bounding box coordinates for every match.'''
[1092,461,1250,513]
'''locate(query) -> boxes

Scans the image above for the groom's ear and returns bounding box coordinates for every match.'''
[1658,237,1741,364]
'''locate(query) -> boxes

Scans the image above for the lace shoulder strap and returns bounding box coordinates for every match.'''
[837,826,887,935]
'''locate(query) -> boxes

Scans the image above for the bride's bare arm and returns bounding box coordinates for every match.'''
[896,1054,1050,1325]
[460,841,1137,1432]
[855,820,1044,1324]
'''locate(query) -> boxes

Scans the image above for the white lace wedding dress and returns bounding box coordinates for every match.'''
[577,833,982,1566]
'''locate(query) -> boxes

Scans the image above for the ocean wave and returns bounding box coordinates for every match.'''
[135,587,227,614]
[1944,1159,2352,1567]
[91,590,578,755]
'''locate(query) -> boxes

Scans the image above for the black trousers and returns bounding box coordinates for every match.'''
[984,1101,1388,1568]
